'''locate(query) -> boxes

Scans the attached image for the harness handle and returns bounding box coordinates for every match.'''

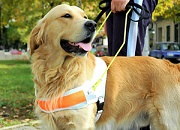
[94,0,151,23]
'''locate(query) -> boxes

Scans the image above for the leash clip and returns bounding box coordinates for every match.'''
[88,89,95,94]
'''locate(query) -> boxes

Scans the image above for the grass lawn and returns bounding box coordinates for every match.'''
[0,60,36,127]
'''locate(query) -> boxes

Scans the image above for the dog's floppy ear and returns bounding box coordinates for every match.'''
[29,20,46,55]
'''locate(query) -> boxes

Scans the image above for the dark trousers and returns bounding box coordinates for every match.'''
[106,0,158,56]
[140,125,150,130]
[106,0,158,130]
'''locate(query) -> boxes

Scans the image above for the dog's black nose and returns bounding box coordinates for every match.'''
[84,21,96,32]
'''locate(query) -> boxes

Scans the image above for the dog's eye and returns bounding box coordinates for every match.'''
[62,13,72,18]
[84,16,88,19]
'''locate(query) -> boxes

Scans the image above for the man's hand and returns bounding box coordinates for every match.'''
[111,0,130,13]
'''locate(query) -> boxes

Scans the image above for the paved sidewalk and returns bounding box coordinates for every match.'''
[0,121,42,130]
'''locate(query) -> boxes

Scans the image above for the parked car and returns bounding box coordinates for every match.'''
[95,45,108,57]
[10,49,22,55]
[149,42,180,62]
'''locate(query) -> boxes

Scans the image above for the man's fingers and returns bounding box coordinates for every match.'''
[111,2,116,13]
[111,0,129,13]
[111,3,126,13]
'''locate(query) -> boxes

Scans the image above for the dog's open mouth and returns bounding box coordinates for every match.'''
[60,37,92,55]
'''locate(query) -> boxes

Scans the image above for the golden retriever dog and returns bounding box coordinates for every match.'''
[29,4,180,130]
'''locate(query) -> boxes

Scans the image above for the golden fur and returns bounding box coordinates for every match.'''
[29,4,180,130]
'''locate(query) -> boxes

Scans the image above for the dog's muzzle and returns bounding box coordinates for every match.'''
[60,20,96,56]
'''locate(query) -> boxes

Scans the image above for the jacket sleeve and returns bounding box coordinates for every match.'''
[143,0,158,14]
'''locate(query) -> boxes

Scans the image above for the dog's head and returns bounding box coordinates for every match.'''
[29,4,96,57]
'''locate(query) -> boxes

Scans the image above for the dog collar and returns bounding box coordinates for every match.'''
[37,57,107,119]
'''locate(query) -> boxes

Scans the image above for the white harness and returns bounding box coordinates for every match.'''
[36,57,107,122]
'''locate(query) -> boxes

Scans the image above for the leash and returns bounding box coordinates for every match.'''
[93,0,151,47]
[91,1,151,91]
[126,2,150,22]
[94,0,111,23]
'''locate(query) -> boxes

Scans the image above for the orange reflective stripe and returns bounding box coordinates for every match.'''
[38,90,86,111]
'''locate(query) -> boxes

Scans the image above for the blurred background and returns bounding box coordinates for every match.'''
[0,0,179,128]
[0,0,179,58]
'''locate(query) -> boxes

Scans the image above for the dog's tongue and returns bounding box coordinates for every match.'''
[76,43,92,51]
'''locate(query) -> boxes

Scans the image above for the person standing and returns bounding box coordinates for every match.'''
[105,0,158,129]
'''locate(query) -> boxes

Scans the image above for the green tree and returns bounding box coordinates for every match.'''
[0,0,101,47]
[153,0,180,22]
